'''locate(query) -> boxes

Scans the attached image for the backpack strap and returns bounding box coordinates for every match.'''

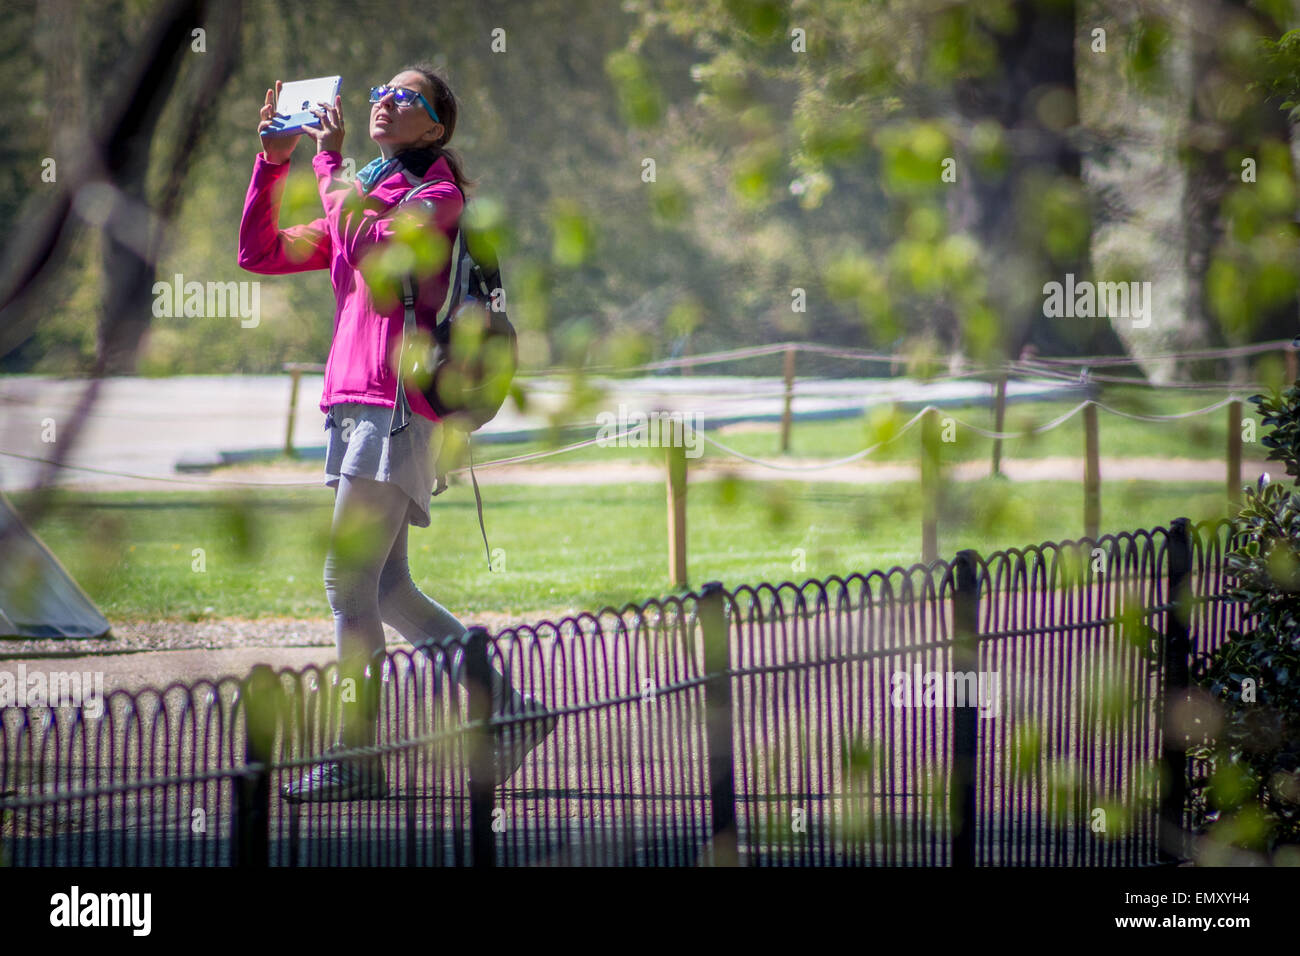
[398,178,468,330]
[423,435,490,570]
[387,180,465,437]
[387,179,493,572]
[466,435,493,571]
[399,177,465,220]
[387,273,419,436]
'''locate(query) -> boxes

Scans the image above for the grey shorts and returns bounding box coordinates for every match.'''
[323,402,443,528]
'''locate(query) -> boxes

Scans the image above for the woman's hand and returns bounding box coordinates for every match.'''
[258,81,300,164]
[304,95,345,154]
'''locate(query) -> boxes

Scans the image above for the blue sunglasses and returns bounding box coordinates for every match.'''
[368,85,440,125]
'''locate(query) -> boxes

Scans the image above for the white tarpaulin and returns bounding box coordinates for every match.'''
[0,492,110,639]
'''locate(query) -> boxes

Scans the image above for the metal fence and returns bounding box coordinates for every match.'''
[0,516,1244,866]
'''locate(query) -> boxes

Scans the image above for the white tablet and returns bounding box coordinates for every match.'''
[267,75,343,136]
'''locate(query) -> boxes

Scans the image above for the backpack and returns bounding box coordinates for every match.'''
[387,178,517,571]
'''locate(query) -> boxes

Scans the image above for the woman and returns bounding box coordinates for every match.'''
[238,64,553,801]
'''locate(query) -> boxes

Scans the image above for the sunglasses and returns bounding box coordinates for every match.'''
[368,85,440,125]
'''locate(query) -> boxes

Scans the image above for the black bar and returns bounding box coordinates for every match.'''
[950,550,980,868]
[233,664,277,868]
[1159,517,1192,863]
[699,581,739,866]
[464,627,497,868]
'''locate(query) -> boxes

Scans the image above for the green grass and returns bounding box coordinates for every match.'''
[12,477,1237,623]
[468,385,1269,468]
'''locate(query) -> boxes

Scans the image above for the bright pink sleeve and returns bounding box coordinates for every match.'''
[312,150,463,268]
[237,153,332,274]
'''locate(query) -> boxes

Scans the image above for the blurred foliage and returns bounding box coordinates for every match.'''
[1190,382,1300,855]
[0,0,1296,382]
[626,0,1112,367]
[1254,26,1300,121]
[0,0,710,377]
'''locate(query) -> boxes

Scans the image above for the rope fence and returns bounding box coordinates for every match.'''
[0,393,1259,483]
[0,395,1262,588]
[275,337,1290,457]
[0,339,1283,576]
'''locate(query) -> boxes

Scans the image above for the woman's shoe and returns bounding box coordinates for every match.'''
[491,696,557,787]
[281,745,390,803]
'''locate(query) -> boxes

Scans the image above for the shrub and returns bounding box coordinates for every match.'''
[1190,380,1300,855]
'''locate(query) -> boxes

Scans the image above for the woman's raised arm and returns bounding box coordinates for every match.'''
[237,157,332,274]
[237,83,332,274]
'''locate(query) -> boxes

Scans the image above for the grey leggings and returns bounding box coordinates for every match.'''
[323,472,519,746]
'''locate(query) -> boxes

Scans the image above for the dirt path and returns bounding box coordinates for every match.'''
[0,606,586,673]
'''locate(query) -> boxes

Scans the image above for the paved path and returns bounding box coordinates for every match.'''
[0,373,1083,491]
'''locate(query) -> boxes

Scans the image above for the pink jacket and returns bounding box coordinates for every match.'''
[237,148,464,422]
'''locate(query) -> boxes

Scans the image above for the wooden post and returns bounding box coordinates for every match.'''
[667,441,688,587]
[284,366,303,458]
[921,407,940,564]
[1084,401,1100,541]
[1227,399,1242,507]
[780,345,795,454]
[1286,345,1298,386]
[990,374,1007,478]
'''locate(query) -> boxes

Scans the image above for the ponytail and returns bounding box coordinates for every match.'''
[403,62,476,197]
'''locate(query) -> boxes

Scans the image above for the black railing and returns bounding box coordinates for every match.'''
[0,517,1244,866]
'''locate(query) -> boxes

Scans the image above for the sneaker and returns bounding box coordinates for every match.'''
[281,745,389,803]
[490,696,557,787]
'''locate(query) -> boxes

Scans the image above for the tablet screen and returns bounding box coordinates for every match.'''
[274,76,343,127]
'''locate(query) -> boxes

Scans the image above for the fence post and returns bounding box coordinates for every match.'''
[1286,344,1298,386]
[1084,401,1100,541]
[667,440,688,587]
[699,580,738,866]
[780,345,795,453]
[464,626,497,868]
[950,550,980,868]
[1159,517,1192,864]
[922,407,940,563]
[283,365,302,458]
[1226,399,1242,506]
[233,664,279,867]
[990,374,1008,478]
